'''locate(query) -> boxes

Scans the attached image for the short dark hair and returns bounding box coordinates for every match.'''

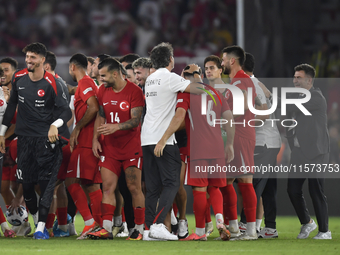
[294,64,316,78]
[87,56,95,65]
[45,51,57,71]
[98,57,122,73]
[222,45,246,66]
[204,55,222,69]
[69,53,88,69]
[132,57,152,69]
[243,52,255,73]
[150,42,173,69]
[0,57,18,70]
[119,53,140,64]
[125,63,133,70]
[0,66,3,77]
[97,54,111,63]
[22,42,47,57]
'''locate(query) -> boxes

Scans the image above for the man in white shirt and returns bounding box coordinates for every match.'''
[141,42,203,241]
[240,53,281,238]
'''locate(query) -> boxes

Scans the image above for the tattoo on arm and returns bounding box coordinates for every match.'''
[99,105,105,118]
[118,106,143,130]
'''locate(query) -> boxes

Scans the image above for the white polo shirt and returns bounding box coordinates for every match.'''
[141,68,190,146]
[251,75,281,149]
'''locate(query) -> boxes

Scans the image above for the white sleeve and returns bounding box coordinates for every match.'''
[69,95,75,110]
[169,73,190,93]
[254,83,267,105]
[0,89,7,125]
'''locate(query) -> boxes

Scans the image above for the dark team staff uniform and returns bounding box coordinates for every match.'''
[2,68,71,213]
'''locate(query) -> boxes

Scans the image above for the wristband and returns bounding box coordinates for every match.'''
[0,124,8,136]
[51,119,64,128]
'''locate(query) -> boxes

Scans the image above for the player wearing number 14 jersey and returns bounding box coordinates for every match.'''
[89,58,145,240]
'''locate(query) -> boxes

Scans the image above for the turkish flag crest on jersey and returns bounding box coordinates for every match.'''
[119,100,130,111]
[37,89,45,97]
[0,99,4,106]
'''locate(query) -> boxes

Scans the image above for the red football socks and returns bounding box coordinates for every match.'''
[238,183,257,222]
[193,190,207,228]
[46,213,55,229]
[205,197,212,223]
[134,207,145,225]
[89,189,103,226]
[67,183,93,221]
[121,207,126,222]
[207,186,223,215]
[101,203,115,222]
[221,185,238,221]
[173,203,178,217]
[56,207,68,226]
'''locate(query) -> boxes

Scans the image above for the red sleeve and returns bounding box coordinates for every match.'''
[78,80,96,103]
[10,111,17,124]
[176,92,190,111]
[131,85,145,109]
[219,91,230,112]
[97,86,104,106]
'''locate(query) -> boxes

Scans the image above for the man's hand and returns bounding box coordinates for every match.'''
[97,123,119,136]
[92,139,102,159]
[154,139,166,157]
[2,86,10,102]
[48,125,59,143]
[69,127,80,152]
[9,197,22,214]
[0,136,5,153]
[225,144,234,163]
[185,64,200,74]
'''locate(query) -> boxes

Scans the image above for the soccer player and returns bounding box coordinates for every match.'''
[141,42,205,241]
[220,45,258,240]
[119,53,140,68]
[239,53,281,238]
[0,57,18,199]
[0,42,72,240]
[65,53,103,240]
[43,51,72,237]
[154,67,235,241]
[87,56,95,77]
[91,54,111,84]
[125,64,137,84]
[89,58,145,240]
[0,65,16,238]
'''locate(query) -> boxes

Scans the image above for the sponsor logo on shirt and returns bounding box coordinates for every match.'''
[111,100,117,105]
[145,79,161,86]
[18,87,25,90]
[103,102,109,106]
[119,101,129,111]
[83,87,93,95]
[35,99,45,107]
[37,89,45,97]
[146,91,157,97]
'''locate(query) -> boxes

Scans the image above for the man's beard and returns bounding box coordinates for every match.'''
[223,66,231,75]
[27,63,39,72]
[104,81,114,88]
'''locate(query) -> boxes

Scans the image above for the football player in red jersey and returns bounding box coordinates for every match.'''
[65,53,103,240]
[154,66,235,241]
[89,58,145,240]
[221,45,258,240]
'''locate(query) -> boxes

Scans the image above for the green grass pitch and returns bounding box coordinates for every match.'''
[1,215,339,255]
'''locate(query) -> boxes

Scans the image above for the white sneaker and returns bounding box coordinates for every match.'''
[68,222,77,236]
[238,222,247,233]
[205,222,214,237]
[313,231,332,239]
[297,219,317,239]
[142,230,166,241]
[258,227,278,238]
[149,223,178,241]
[178,219,188,239]
[116,222,129,237]
[229,224,241,238]
[231,231,258,241]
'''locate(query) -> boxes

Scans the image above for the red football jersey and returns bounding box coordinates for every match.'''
[97,80,144,160]
[225,70,256,141]
[176,91,229,160]
[74,75,98,148]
